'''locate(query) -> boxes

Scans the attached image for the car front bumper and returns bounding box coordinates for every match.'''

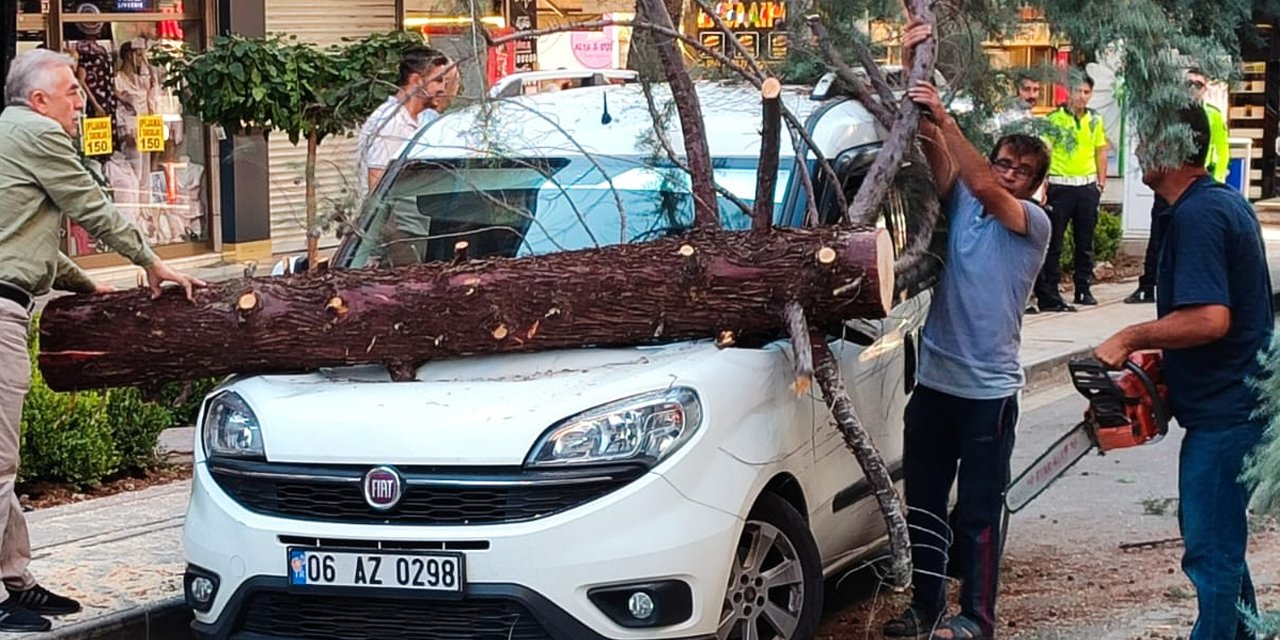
[184,461,742,639]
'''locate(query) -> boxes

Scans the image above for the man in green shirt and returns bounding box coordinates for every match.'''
[1035,73,1109,312]
[1126,69,1231,304]
[0,49,204,632]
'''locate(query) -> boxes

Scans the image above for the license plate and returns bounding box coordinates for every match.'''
[287,548,465,593]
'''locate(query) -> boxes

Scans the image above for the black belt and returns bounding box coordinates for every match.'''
[0,282,33,313]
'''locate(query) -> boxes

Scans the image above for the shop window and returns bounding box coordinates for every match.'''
[58,1,209,258]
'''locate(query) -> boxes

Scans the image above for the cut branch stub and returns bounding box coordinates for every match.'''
[236,291,259,313]
[38,227,895,392]
[452,241,470,265]
[753,77,783,232]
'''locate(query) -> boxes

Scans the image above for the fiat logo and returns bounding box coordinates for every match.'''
[362,466,404,511]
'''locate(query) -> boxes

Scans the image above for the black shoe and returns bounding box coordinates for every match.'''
[1124,288,1155,304]
[1074,290,1098,306]
[0,600,50,632]
[1038,301,1078,313]
[7,585,80,616]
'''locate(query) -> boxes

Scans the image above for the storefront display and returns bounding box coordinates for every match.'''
[50,1,210,258]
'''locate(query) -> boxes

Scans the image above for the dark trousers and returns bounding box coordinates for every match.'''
[1035,183,1101,306]
[904,385,1018,635]
[1179,423,1265,640]
[1136,196,1172,291]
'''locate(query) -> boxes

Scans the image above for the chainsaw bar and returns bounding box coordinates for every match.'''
[1005,420,1094,513]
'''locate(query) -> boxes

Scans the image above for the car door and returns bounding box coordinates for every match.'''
[803,161,936,568]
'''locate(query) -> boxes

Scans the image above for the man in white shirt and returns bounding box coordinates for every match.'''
[356,46,460,197]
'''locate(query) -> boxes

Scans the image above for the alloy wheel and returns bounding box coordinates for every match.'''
[716,520,806,640]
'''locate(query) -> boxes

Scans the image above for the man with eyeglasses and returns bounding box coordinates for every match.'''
[1035,73,1109,312]
[881,19,1052,640]
[1126,69,1231,304]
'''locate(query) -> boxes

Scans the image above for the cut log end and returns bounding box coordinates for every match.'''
[792,375,812,397]
[236,292,259,312]
[761,77,782,100]
[452,241,470,264]
[678,244,697,258]
[874,229,895,314]
[816,247,838,265]
[716,330,736,349]
[493,324,510,340]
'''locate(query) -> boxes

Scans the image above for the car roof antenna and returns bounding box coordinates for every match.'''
[601,92,613,125]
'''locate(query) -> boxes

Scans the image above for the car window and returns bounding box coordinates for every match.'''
[344,157,793,269]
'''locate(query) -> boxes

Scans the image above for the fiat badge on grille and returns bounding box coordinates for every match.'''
[362,466,404,511]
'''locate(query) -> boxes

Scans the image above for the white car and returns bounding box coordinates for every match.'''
[487,69,639,98]
[183,80,932,640]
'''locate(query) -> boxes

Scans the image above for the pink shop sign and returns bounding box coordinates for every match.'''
[571,29,614,68]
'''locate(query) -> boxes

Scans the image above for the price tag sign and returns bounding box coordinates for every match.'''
[81,117,113,156]
[137,115,165,153]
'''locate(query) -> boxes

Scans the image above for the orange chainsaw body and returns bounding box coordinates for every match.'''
[1069,350,1171,453]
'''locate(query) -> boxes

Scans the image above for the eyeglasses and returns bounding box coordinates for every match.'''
[992,158,1036,180]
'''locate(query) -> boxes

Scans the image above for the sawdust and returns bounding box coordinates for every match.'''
[816,517,1280,639]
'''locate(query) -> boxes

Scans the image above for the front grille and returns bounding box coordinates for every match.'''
[237,591,552,639]
[209,461,644,525]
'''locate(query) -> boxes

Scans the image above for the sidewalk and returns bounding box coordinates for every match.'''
[13,232,1280,638]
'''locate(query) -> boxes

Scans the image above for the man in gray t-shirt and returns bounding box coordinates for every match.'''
[882,19,1052,640]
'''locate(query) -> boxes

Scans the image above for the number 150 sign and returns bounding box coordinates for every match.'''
[81,117,113,157]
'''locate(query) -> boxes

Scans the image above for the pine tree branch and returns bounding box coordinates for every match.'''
[806,16,896,130]
[812,340,911,590]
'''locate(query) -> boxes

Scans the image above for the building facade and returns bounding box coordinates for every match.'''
[0,0,642,269]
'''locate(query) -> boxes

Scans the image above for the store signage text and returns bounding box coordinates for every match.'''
[137,115,165,153]
[82,117,113,157]
[696,1,788,30]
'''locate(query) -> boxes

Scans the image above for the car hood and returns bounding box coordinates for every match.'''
[224,341,733,466]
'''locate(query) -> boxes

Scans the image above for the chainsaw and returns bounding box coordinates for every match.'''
[1005,351,1171,513]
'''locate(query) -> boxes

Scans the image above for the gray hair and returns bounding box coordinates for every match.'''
[4,49,76,107]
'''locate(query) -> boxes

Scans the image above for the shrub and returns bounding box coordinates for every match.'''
[19,351,121,488]
[103,387,175,473]
[18,319,213,489]
[1061,208,1122,271]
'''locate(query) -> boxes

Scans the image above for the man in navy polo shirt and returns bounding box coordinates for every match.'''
[1096,104,1272,640]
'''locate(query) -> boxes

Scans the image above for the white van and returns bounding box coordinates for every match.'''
[182,79,932,640]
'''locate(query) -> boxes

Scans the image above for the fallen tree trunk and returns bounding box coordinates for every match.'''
[40,227,894,392]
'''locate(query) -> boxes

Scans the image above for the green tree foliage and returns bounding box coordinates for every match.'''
[152,30,426,263]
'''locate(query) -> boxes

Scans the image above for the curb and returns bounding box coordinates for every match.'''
[25,596,186,640]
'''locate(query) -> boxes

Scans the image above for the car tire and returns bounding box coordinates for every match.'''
[716,493,823,640]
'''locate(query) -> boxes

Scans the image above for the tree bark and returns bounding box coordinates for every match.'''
[753,78,782,231]
[638,0,719,229]
[783,302,813,396]
[39,227,895,392]
[812,340,912,590]
[305,126,320,269]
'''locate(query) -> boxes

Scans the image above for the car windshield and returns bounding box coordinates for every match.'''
[343,156,793,269]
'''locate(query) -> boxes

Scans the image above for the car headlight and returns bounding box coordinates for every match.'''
[202,391,264,459]
[526,387,703,468]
